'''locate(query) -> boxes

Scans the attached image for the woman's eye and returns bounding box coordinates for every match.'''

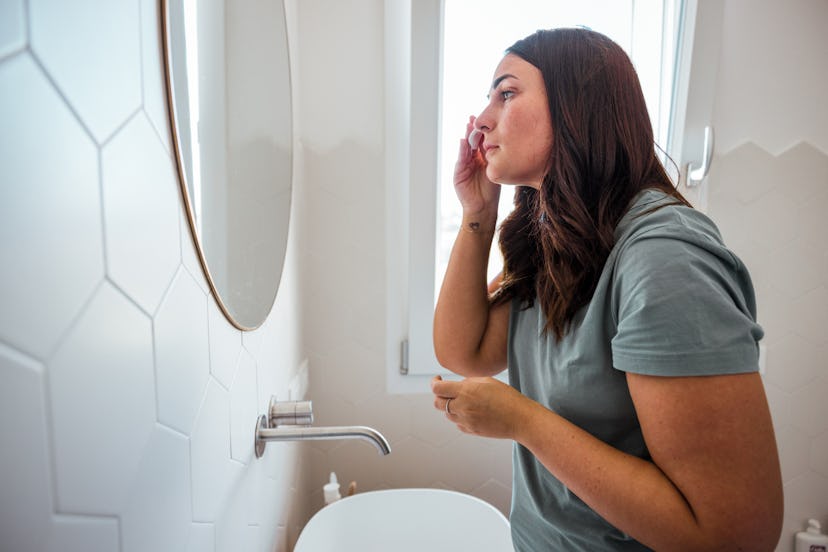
[500,90,515,101]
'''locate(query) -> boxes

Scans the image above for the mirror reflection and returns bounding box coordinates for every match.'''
[162,0,293,329]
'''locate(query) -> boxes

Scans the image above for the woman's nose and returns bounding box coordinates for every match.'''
[475,107,493,131]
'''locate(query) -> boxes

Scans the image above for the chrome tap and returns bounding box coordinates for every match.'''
[254,398,391,458]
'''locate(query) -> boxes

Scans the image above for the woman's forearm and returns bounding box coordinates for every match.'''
[433,214,502,376]
[516,401,703,550]
[515,392,781,552]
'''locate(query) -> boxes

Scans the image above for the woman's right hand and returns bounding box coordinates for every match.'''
[453,116,500,223]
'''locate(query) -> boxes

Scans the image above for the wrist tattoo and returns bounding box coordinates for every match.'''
[466,221,481,232]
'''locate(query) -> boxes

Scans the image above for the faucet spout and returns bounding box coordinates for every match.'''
[254,414,391,458]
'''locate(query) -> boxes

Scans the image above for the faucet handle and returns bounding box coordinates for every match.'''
[268,397,314,426]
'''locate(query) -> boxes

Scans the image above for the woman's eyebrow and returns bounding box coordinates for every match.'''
[488,73,518,98]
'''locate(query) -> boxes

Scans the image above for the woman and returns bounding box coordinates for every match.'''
[431,28,783,551]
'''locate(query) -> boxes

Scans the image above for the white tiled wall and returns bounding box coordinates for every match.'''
[0,1,304,551]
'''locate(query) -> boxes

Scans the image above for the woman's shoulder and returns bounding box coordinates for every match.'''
[615,189,723,247]
[609,188,748,279]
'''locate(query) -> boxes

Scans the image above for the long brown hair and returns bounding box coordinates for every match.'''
[491,28,689,340]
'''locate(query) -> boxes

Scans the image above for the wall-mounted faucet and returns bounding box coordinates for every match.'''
[254,398,391,458]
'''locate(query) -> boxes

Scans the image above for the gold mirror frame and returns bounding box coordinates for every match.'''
[159,0,293,330]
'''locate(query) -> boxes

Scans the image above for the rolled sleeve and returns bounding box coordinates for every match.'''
[610,233,763,377]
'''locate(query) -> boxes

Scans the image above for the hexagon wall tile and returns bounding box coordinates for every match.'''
[216,471,260,552]
[764,334,824,392]
[755,284,798,342]
[256,322,292,412]
[355,393,413,445]
[439,435,510,493]
[190,378,243,522]
[317,439,392,494]
[742,189,799,252]
[782,473,828,539]
[763,240,828,301]
[776,142,828,205]
[140,0,171,155]
[217,520,258,552]
[789,378,828,437]
[470,478,512,517]
[121,425,192,552]
[102,113,181,315]
[155,268,210,435]
[29,0,142,142]
[0,344,52,551]
[376,436,437,489]
[790,287,828,346]
[208,296,243,389]
[46,515,120,552]
[242,459,269,527]
[244,461,284,533]
[706,188,752,250]
[49,282,156,514]
[185,523,215,552]
[242,327,266,359]
[811,431,828,479]
[776,426,813,483]
[0,0,25,58]
[762,382,792,434]
[710,142,781,204]
[0,54,103,359]
[229,348,258,463]
[311,342,383,406]
[797,187,828,252]
[261,439,301,488]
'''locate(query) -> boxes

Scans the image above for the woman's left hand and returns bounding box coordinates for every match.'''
[431,375,534,440]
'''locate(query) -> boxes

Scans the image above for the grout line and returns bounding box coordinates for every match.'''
[98,106,142,150]
[28,49,98,146]
[0,44,26,64]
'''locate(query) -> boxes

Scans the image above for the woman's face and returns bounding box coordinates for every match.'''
[476,54,553,189]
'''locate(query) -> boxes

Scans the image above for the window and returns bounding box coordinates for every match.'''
[385,0,683,392]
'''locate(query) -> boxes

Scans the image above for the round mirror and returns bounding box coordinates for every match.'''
[161,0,293,330]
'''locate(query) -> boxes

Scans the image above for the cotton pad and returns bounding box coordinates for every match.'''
[468,129,482,149]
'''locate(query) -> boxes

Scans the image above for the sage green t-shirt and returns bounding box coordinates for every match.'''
[507,189,763,551]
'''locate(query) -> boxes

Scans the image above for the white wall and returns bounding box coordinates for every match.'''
[291,0,513,532]
[706,1,828,550]
[0,1,306,551]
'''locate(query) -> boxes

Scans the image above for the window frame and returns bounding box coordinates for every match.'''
[385,0,692,392]
[385,0,445,393]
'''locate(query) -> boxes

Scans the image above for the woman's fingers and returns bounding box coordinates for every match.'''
[431,376,460,418]
[431,377,527,440]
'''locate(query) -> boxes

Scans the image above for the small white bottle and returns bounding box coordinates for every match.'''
[323,472,341,506]
[796,519,828,552]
